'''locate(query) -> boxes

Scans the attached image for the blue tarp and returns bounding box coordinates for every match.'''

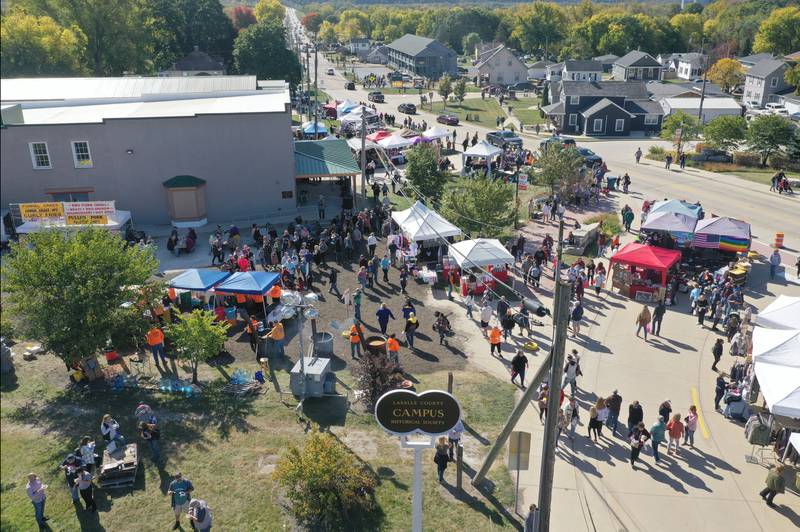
[169,269,231,291]
[302,121,328,135]
[214,271,281,295]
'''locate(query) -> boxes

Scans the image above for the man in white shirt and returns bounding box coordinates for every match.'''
[26,473,48,528]
[448,419,464,461]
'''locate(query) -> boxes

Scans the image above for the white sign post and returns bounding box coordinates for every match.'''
[400,435,436,532]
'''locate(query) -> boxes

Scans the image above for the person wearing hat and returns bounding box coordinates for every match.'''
[187,499,213,531]
[167,472,194,530]
[26,473,48,529]
[59,453,81,503]
[760,465,786,507]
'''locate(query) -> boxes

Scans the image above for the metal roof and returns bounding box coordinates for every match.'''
[294,139,360,177]
[387,34,454,58]
[661,97,742,110]
[615,51,661,68]
[0,76,259,103]
[746,59,787,79]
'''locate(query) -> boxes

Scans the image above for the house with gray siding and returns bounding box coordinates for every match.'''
[476,46,528,86]
[386,34,457,80]
[0,77,298,225]
[742,59,791,108]
[613,51,662,81]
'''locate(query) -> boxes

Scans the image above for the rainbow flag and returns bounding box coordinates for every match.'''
[719,236,749,253]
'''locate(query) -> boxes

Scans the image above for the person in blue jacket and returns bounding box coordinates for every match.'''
[375,303,396,335]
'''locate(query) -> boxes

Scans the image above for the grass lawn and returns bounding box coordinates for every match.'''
[723,168,798,186]
[509,97,544,126]
[429,99,505,127]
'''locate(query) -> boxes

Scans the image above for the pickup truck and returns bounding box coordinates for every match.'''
[486,130,522,149]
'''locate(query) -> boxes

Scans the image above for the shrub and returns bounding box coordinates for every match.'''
[732,151,761,167]
[0,316,16,342]
[646,146,667,161]
[701,162,739,173]
[768,153,800,172]
[273,430,377,529]
[584,212,621,238]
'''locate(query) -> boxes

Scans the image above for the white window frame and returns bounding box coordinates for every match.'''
[29,142,52,170]
[568,114,577,126]
[644,114,659,125]
[593,119,603,132]
[770,77,778,88]
[71,140,93,168]
[570,95,580,105]
[615,118,625,132]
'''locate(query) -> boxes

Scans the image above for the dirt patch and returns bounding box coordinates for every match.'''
[258,454,279,475]
[336,429,380,460]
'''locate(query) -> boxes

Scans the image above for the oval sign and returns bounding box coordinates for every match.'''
[375,389,461,436]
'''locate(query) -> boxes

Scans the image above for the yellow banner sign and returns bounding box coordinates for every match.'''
[19,202,64,220]
[66,214,108,225]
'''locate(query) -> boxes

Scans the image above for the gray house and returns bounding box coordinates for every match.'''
[737,53,775,71]
[386,34,457,80]
[476,46,528,86]
[676,53,706,80]
[613,51,662,81]
[743,59,791,108]
[365,45,389,65]
[593,54,619,73]
[543,81,662,137]
[0,78,298,225]
[347,38,372,59]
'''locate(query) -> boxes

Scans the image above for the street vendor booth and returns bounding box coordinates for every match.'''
[461,141,503,177]
[422,126,451,141]
[391,201,461,279]
[168,268,231,309]
[336,100,358,117]
[213,271,281,320]
[301,121,328,138]
[648,199,702,219]
[449,238,514,296]
[753,327,800,419]
[609,243,681,301]
[641,211,697,247]
[693,217,751,253]
[366,130,391,143]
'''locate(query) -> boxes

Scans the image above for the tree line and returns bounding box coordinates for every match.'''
[0,0,300,83]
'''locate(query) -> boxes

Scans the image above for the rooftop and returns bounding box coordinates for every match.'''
[661,97,742,110]
[615,51,661,68]
[561,80,649,99]
[580,98,633,117]
[593,54,619,62]
[737,53,774,66]
[387,34,454,58]
[294,139,360,177]
[171,47,224,72]
[564,60,603,72]
[746,59,787,78]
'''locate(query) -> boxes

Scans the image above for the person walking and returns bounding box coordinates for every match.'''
[760,465,786,508]
[537,384,549,423]
[380,254,391,283]
[711,338,724,371]
[26,473,48,530]
[524,503,540,532]
[629,422,651,469]
[480,303,493,336]
[659,399,673,424]
[167,472,194,530]
[714,374,729,411]
[387,334,400,365]
[570,299,584,337]
[679,152,687,169]
[353,288,362,322]
[627,400,644,436]
[666,413,684,455]
[605,390,623,436]
[349,323,363,359]
[635,147,642,164]
[595,398,609,438]
[448,419,464,461]
[75,467,96,512]
[399,268,409,294]
[696,293,709,326]
[465,291,475,319]
[511,350,529,389]
[404,312,419,350]
[563,351,582,395]
[588,402,601,442]
[650,416,667,463]
[146,325,167,367]
[434,437,450,482]
[375,303,396,334]
[635,305,651,340]
[652,299,666,336]
[328,268,340,296]
[683,405,698,448]
[563,397,580,440]
[489,323,503,357]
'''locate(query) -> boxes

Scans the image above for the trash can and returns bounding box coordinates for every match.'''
[312,332,334,357]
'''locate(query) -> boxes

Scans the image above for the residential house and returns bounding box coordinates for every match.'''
[476,46,528,86]
[743,59,791,107]
[660,97,742,124]
[542,80,663,136]
[527,60,554,80]
[593,54,619,73]
[475,42,503,63]
[613,51,662,81]
[347,38,371,59]
[366,45,389,65]
[737,53,775,71]
[545,62,565,82]
[0,76,299,225]
[676,53,706,80]
[386,34,457,80]
[647,80,726,101]
[784,51,800,63]
[158,46,225,77]
[562,60,602,82]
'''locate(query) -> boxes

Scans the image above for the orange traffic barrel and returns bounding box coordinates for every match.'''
[774,232,784,248]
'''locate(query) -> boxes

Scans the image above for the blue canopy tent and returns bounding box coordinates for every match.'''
[302,121,328,138]
[214,272,281,317]
[649,199,701,219]
[168,269,231,291]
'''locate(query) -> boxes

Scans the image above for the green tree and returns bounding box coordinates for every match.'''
[533,145,584,197]
[753,6,800,56]
[785,65,800,94]
[706,58,744,93]
[746,114,795,166]
[703,115,747,152]
[462,32,481,57]
[437,74,452,108]
[785,126,800,161]
[440,176,516,237]
[273,430,377,530]
[2,228,157,370]
[404,143,448,202]
[318,20,337,44]
[670,13,703,49]
[511,2,568,55]
[661,111,701,153]
[234,19,302,85]
[0,9,88,76]
[168,309,228,384]
[254,0,284,23]
[453,77,467,106]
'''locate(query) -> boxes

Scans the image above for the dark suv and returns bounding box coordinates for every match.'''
[398,103,416,114]
[367,92,385,103]
[539,136,576,151]
[486,130,523,149]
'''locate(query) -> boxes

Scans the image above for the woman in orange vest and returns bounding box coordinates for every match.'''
[489,323,503,358]
[349,323,363,359]
[263,321,285,358]
[247,317,260,354]
[387,334,400,365]
[146,326,167,366]
[269,284,282,304]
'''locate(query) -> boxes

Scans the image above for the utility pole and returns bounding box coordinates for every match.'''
[305,46,311,122]
[473,222,566,487]
[359,117,367,210]
[697,36,708,123]
[313,34,319,134]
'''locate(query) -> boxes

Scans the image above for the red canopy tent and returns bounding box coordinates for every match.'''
[366,130,391,142]
[322,101,339,119]
[610,243,681,286]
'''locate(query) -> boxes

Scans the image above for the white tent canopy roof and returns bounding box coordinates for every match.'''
[755,295,800,330]
[752,327,800,367]
[463,140,503,158]
[755,363,800,418]
[391,201,461,242]
[337,100,358,112]
[448,238,514,269]
[422,125,451,140]
[346,105,377,117]
[346,137,379,151]
[379,133,415,149]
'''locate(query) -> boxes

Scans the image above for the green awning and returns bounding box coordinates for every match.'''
[163,175,206,188]
[294,139,360,178]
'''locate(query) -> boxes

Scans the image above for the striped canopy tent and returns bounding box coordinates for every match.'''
[693,217,751,253]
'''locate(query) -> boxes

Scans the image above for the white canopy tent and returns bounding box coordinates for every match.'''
[336,99,358,117]
[755,295,800,330]
[346,137,380,151]
[461,141,503,177]
[391,201,461,242]
[754,363,800,418]
[346,105,377,118]
[752,328,800,367]
[379,133,415,150]
[448,238,514,269]
[422,125,451,140]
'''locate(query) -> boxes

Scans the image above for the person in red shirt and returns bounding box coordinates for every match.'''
[237,254,250,272]
[146,326,166,366]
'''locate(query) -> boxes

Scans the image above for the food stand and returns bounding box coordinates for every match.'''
[461,141,503,178]
[648,199,702,219]
[168,268,232,310]
[609,243,681,302]
[640,211,697,247]
[448,238,514,296]
[391,201,461,282]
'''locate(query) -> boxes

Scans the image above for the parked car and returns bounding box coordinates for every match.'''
[576,147,602,166]
[507,82,535,92]
[486,130,523,148]
[345,81,356,90]
[326,68,334,75]
[437,114,459,125]
[398,103,417,114]
[539,136,577,151]
[693,148,733,163]
[368,92,385,103]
